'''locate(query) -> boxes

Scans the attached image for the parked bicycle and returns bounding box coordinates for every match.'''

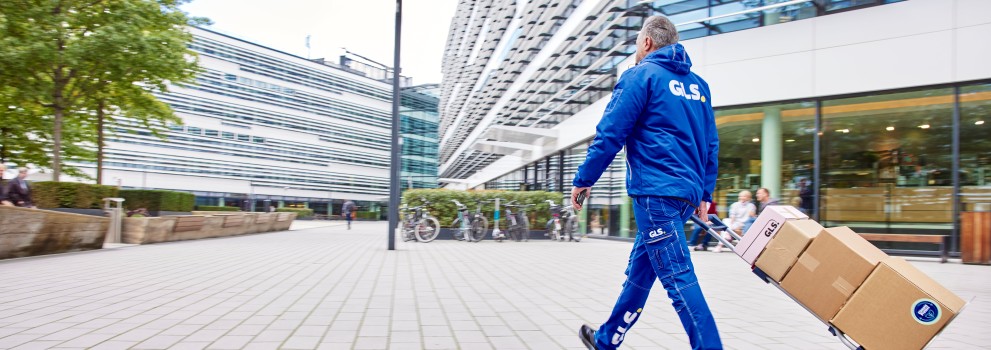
[451,199,488,242]
[399,198,440,243]
[545,199,582,242]
[503,201,534,242]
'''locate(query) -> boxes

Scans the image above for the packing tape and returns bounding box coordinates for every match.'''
[798,254,820,272]
[832,276,855,296]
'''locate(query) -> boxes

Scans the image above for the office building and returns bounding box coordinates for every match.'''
[87,27,438,215]
[438,0,991,252]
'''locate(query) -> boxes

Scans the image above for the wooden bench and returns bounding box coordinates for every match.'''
[222,215,244,228]
[859,233,949,263]
[173,216,206,233]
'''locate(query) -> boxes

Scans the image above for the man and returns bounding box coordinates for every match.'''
[743,187,779,234]
[7,167,35,208]
[0,164,11,206]
[755,187,779,215]
[571,16,722,350]
[342,200,356,230]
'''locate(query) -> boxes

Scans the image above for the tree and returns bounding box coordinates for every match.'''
[0,0,204,181]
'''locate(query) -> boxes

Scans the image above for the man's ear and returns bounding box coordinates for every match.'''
[643,36,652,50]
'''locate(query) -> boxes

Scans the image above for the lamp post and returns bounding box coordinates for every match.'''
[387,0,403,250]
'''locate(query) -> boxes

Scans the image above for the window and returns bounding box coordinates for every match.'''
[959,83,991,213]
[821,88,954,229]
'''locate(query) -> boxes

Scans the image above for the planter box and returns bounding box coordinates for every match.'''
[0,206,108,259]
[122,212,295,244]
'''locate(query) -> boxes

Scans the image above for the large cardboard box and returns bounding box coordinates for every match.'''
[754,220,826,282]
[780,226,887,321]
[737,205,808,265]
[832,257,965,350]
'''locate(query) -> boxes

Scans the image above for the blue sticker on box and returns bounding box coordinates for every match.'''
[911,299,940,325]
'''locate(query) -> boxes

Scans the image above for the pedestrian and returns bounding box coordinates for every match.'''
[570,15,722,350]
[6,167,35,208]
[0,164,11,207]
[687,200,718,251]
[342,200,356,230]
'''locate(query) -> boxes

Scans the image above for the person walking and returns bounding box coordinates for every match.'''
[570,16,722,350]
[342,200,356,230]
[7,167,35,208]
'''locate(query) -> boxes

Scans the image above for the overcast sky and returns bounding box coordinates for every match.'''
[181,0,459,85]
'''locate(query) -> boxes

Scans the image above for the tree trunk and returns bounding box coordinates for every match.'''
[53,104,63,182]
[52,5,64,182]
[96,101,105,185]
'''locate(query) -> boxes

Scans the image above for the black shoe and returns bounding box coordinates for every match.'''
[579,324,599,350]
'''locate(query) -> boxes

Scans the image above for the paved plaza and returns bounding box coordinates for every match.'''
[0,222,989,350]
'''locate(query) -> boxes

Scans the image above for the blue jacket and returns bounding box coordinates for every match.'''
[573,43,718,204]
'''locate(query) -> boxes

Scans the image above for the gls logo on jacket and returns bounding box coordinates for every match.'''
[669,80,706,103]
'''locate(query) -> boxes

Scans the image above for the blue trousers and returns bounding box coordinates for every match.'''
[595,196,722,350]
[687,225,713,247]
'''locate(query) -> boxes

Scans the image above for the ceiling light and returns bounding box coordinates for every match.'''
[919,124,930,129]
[837,129,850,133]
[752,138,760,143]
[977,120,985,125]
[886,126,895,131]
[785,139,795,143]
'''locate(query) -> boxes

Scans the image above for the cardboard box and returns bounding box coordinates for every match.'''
[754,220,826,282]
[736,205,808,265]
[832,257,965,350]
[779,226,887,321]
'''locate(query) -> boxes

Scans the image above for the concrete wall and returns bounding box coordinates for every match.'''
[121,212,296,244]
[0,206,109,260]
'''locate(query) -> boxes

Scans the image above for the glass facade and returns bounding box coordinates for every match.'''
[712,82,991,252]
[485,80,991,249]
[400,85,441,190]
[79,27,438,215]
[439,0,903,179]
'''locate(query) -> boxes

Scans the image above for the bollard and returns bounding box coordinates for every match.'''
[103,198,125,244]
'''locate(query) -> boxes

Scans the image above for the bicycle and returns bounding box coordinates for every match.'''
[545,199,582,242]
[398,198,440,242]
[504,201,534,242]
[451,199,488,242]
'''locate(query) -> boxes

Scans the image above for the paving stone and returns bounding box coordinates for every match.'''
[0,223,986,350]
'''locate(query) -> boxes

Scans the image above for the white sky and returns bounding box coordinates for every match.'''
[180,0,459,85]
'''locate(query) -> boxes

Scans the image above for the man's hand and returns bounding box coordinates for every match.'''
[571,187,591,211]
[696,201,710,219]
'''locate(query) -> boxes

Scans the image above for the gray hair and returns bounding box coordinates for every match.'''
[641,16,679,48]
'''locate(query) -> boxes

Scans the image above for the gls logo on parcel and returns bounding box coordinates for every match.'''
[669,80,707,103]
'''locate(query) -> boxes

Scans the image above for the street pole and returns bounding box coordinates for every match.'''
[387,0,403,251]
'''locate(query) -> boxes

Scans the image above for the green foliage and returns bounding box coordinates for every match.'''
[119,189,194,212]
[195,205,240,212]
[0,0,204,180]
[31,181,119,209]
[355,211,379,220]
[401,189,566,228]
[276,208,313,219]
